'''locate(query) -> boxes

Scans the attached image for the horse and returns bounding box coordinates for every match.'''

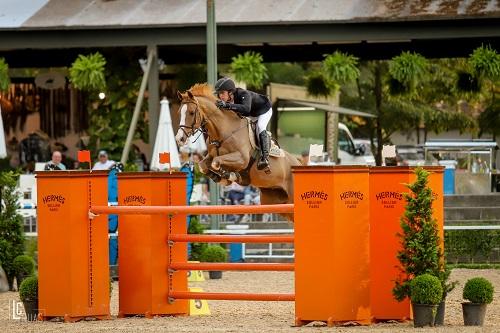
[175,84,301,220]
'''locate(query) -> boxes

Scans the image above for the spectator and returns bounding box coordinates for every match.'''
[300,150,309,166]
[44,151,66,170]
[92,150,116,170]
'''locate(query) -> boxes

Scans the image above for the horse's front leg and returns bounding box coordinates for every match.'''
[211,151,248,173]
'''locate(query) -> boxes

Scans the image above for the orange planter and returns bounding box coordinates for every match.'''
[293,166,371,327]
[36,171,110,322]
[369,166,444,321]
[117,172,188,318]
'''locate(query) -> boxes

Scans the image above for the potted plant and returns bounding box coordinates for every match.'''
[200,245,227,279]
[410,274,443,327]
[434,268,458,326]
[462,277,494,326]
[13,255,35,289]
[19,275,38,321]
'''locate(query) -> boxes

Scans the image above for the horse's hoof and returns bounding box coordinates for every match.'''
[229,172,238,182]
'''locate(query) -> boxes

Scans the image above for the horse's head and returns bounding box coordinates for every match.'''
[175,90,204,146]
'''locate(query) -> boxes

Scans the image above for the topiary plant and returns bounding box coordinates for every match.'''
[0,57,10,92]
[200,245,227,263]
[13,255,35,276]
[230,51,268,89]
[19,275,38,302]
[463,277,494,304]
[410,274,443,305]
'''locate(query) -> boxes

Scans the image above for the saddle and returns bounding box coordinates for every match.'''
[247,120,284,158]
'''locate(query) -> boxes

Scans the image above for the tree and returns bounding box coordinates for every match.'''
[393,168,442,302]
[0,171,25,290]
[230,51,268,90]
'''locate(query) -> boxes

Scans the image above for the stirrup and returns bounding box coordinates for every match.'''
[257,157,269,170]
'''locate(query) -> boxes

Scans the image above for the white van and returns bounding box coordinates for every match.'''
[308,123,375,166]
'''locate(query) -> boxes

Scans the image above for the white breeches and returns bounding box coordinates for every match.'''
[250,108,273,136]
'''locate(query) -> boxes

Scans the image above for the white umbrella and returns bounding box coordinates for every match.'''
[0,105,6,158]
[150,98,181,170]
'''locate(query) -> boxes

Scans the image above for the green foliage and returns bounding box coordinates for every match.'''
[393,168,444,302]
[0,57,10,92]
[447,263,500,270]
[87,58,148,161]
[230,51,268,89]
[69,53,107,91]
[19,275,38,302]
[306,72,336,98]
[410,274,443,305]
[13,255,35,276]
[188,215,207,261]
[463,277,494,304]
[24,237,37,260]
[389,51,428,86]
[469,45,500,80]
[445,230,500,263]
[322,51,360,85]
[478,99,500,137]
[266,62,307,86]
[200,245,227,263]
[0,171,25,290]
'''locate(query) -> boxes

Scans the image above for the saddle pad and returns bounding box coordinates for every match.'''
[269,143,285,158]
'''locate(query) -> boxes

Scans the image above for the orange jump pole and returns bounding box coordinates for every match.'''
[369,166,444,321]
[91,204,294,215]
[169,234,294,243]
[170,262,295,271]
[36,171,110,322]
[116,172,188,318]
[293,166,371,327]
[170,291,295,301]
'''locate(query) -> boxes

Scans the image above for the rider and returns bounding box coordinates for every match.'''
[214,77,272,170]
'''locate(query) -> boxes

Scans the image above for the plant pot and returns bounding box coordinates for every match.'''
[208,271,222,279]
[22,299,38,321]
[462,303,487,326]
[434,300,446,326]
[412,303,437,327]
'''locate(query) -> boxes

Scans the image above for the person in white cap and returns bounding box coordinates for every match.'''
[92,150,115,170]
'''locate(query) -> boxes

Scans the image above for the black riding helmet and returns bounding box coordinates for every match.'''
[214,77,236,92]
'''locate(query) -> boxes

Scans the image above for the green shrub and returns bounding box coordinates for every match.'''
[410,274,443,305]
[200,245,227,263]
[19,276,38,302]
[13,255,35,275]
[188,216,207,261]
[463,277,494,304]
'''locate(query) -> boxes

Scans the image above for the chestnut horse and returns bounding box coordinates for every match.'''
[175,84,300,219]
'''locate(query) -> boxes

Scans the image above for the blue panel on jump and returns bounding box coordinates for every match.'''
[109,236,118,265]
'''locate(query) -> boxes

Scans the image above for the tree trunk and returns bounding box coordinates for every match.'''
[374,63,383,166]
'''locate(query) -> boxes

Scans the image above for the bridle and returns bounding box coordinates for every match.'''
[178,99,207,142]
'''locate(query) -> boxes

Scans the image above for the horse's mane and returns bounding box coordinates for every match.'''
[188,83,216,102]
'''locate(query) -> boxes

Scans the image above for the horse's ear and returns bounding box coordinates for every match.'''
[176,91,183,101]
[187,90,194,100]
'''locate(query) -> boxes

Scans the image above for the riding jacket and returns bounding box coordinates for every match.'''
[226,88,271,117]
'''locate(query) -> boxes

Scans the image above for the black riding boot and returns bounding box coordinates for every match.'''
[257,131,271,170]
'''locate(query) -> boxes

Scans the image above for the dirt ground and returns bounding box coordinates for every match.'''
[0,269,499,332]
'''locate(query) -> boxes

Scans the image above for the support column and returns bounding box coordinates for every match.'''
[147,44,159,151]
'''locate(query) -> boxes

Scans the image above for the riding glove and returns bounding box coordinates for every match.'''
[215,100,231,109]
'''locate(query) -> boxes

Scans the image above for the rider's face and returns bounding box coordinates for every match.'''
[218,90,231,102]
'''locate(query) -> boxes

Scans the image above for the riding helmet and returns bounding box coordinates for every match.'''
[214,77,236,92]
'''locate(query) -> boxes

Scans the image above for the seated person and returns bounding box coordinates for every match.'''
[44,151,66,170]
[92,150,116,170]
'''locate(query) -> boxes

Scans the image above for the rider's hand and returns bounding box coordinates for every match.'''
[216,100,230,109]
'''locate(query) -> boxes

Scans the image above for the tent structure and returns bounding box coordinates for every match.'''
[150,98,181,170]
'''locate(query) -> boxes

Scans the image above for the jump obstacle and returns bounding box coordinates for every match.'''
[36,166,444,326]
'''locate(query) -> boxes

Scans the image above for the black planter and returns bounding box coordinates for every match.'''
[412,303,437,327]
[22,299,38,321]
[462,303,487,326]
[208,271,222,279]
[434,300,446,326]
